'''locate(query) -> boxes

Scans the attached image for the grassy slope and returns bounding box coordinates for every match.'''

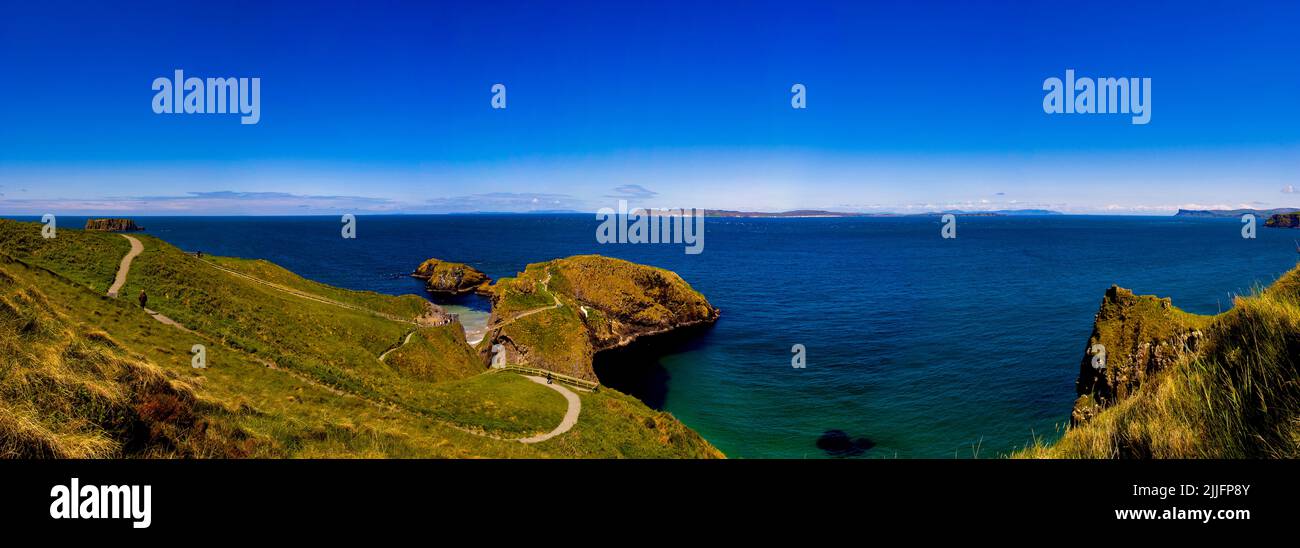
[1019,266,1300,458]
[207,255,430,318]
[0,260,244,458]
[483,263,593,378]
[384,325,483,383]
[0,220,721,458]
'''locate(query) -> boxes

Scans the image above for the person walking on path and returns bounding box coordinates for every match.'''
[138,289,148,309]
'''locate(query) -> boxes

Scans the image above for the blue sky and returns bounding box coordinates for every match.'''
[2,0,1298,214]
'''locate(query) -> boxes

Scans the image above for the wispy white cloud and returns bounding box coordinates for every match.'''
[605,184,659,200]
[3,145,1298,215]
[415,192,587,213]
[0,190,398,215]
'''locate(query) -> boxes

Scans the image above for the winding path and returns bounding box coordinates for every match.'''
[198,258,422,325]
[106,234,142,298]
[105,238,581,444]
[107,235,192,331]
[516,375,581,443]
[378,330,417,363]
[485,269,563,331]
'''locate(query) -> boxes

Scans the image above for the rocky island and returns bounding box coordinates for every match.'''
[411,258,491,296]
[84,218,143,231]
[1264,212,1300,228]
[477,255,719,381]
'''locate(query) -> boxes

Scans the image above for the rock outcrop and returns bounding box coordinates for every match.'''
[1264,212,1300,228]
[84,218,143,232]
[411,258,491,296]
[1070,285,1209,424]
[1026,267,1300,458]
[480,255,719,381]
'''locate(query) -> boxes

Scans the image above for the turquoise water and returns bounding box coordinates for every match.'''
[41,214,1299,458]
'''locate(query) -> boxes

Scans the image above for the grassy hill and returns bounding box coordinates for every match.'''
[481,255,719,381]
[1020,265,1300,458]
[0,220,722,458]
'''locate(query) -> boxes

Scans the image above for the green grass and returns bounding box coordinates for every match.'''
[482,256,718,381]
[0,220,723,458]
[486,306,594,380]
[208,255,430,319]
[383,325,483,383]
[0,220,129,292]
[0,257,248,457]
[422,372,565,437]
[1019,266,1300,458]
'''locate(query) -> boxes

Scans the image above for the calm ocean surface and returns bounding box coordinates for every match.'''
[37,215,1300,458]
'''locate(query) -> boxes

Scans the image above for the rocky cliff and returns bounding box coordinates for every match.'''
[1024,268,1300,458]
[479,255,719,381]
[84,218,143,231]
[411,258,491,296]
[1071,286,1210,424]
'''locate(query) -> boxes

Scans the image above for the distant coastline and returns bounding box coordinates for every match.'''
[1173,207,1300,218]
[704,209,1065,218]
[20,208,1300,219]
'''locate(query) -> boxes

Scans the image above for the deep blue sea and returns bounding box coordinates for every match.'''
[31,215,1300,458]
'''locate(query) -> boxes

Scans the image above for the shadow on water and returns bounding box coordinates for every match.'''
[592,322,715,410]
[429,291,492,312]
[816,430,876,458]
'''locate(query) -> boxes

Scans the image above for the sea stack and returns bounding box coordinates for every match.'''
[84,218,143,232]
[412,258,492,296]
[1070,285,1207,425]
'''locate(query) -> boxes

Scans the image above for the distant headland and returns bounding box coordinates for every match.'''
[1173,208,1300,218]
[704,209,1063,218]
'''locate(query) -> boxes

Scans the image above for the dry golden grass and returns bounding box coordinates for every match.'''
[1019,268,1300,458]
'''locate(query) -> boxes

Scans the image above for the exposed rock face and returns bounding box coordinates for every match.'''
[1264,212,1300,228]
[1071,285,1207,425]
[413,300,457,327]
[480,255,719,381]
[411,258,491,296]
[84,218,143,232]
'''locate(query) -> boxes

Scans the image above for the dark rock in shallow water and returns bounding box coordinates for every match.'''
[816,429,876,457]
